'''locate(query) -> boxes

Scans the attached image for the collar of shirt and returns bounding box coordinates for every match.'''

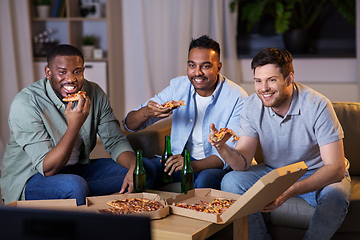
[45,79,66,111]
[269,83,301,117]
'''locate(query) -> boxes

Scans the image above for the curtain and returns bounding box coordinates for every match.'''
[121,0,242,114]
[0,0,33,168]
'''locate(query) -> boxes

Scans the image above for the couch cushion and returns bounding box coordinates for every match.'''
[124,119,172,159]
[332,102,360,176]
[265,176,360,232]
[336,176,360,232]
[265,197,315,229]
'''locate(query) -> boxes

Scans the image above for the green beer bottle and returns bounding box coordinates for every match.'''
[162,135,174,183]
[133,150,146,193]
[181,149,194,194]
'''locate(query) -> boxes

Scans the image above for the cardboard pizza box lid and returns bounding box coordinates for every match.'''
[167,161,308,224]
[6,199,78,211]
[84,192,169,219]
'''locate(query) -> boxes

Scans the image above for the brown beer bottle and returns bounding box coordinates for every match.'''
[181,149,194,194]
[133,150,146,193]
[162,135,174,183]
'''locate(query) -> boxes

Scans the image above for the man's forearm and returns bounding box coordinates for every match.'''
[287,164,345,198]
[215,144,249,171]
[116,151,136,170]
[125,109,149,131]
[190,155,224,173]
[43,128,80,176]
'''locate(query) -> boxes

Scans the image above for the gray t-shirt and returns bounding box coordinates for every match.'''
[239,82,343,170]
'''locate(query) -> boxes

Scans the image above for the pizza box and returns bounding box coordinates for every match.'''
[167,161,308,224]
[6,199,78,211]
[84,192,169,219]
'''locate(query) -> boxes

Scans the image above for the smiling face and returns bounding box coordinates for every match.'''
[45,55,85,101]
[254,64,294,117]
[187,48,222,97]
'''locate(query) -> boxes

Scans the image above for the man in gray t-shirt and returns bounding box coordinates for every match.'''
[209,47,351,240]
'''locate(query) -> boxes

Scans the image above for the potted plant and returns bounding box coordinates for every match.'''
[34,0,52,18]
[82,35,96,58]
[230,0,355,53]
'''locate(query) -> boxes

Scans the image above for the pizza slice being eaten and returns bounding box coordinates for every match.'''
[159,100,186,109]
[62,91,87,102]
[211,128,239,142]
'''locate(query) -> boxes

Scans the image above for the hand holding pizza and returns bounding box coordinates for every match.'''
[208,123,239,146]
[64,91,90,131]
[144,100,185,119]
[143,100,173,119]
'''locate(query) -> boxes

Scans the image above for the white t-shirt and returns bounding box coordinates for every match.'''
[186,92,212,160]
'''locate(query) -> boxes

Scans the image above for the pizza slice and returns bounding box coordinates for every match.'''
[159,100,186,109]
[62,91,87,102]
[211,128,239,142]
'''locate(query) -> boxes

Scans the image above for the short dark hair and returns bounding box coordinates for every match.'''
[251,47,294,78]
[188,35,220,60]
[47,44,84,66]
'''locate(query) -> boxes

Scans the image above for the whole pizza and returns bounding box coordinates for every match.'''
[175,197,236,214]
[98,198,163,215]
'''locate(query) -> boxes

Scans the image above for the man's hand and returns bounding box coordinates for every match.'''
[262,190,290,212]
[119,166,135,194]
[162,154,184,175]
[145,100,175,119]
[116,151,137,194]
[125,100,175,131]
[208,123,231,147]
[64,94,90,131]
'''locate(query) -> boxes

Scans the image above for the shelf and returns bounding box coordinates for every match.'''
[29,0,108,59]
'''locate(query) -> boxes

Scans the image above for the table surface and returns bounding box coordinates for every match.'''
[148,190,247,240]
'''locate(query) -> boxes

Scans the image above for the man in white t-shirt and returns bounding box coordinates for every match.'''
[123,35,248,189]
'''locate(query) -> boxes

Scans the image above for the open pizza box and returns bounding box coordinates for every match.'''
[83,192,169,219]
[6,199,79,211]
[167,161,308,224]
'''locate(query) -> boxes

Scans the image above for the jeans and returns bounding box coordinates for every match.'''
[150,155,230,190]
[25,158,156,205]
[221,164,351,240]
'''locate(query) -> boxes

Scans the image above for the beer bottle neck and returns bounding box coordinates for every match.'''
[164,135,172,154]
[183,150,193,171]
[135,150,145,172]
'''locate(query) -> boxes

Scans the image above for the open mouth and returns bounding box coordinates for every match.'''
[262,92,274,99]
[63,84,77,94]
[192,77,207,83]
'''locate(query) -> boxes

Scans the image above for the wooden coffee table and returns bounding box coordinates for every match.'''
[149,190,248,240]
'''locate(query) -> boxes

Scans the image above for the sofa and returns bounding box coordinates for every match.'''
[124,102,360,240]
